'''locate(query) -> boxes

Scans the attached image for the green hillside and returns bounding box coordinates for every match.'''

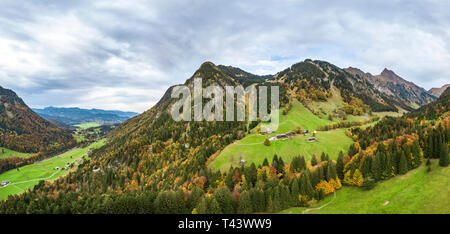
[0,147,32,159]
[210,99,354,171]
[280,160,450,214]
[0,139,105,200]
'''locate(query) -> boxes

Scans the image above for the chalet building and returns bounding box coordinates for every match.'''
[276,134,287,139]
[306,137,317,142]
[286,131,296,137]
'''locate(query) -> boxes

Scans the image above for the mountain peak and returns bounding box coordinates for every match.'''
[428,84,450,97]
[199,61,217,69]
[380,68,397,78]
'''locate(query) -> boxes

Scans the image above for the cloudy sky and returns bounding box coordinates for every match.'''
[0,0,449,112]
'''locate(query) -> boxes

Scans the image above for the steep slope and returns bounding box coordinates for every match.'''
[428,84,450,97]
[346,67,436,109]
[0,86,73,153]
[280,60,409,113]
[408,86,450,120]
[33,107,138,125]
[1,60,447,214]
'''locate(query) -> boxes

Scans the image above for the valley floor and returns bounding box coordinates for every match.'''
[0,139,106,200]
[280,160,450,214]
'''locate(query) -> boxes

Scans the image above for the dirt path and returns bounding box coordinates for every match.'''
[302,191,336,214]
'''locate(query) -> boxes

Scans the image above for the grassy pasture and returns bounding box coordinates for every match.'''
[280,160,450,214]
[0,147,32,159]
[210,99,353,171]
[210,129,353,171]
[0,139,105,200]
[73,122,101,129]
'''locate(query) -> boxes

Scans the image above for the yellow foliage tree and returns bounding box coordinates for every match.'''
[329,178,342,190]
[315,180,335,195]
[343,170,352,185]
[352,169,364,187]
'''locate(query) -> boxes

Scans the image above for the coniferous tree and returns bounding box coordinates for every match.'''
[371,153,382,181]
[237,191,253,214]
[213,187,234,214]
[310,169,319,187]
[245,163,257,186]
[262,158,269,167]
[290,177,300,205]
[302,172,314,199]
[426,134,433,158]
[187,187,204,212]
[279,185,290,209]
[398,151,408,175]
[321,152,326,162]
[412,140,422,168]
[250,188,265,212]
[336,151,345,180]
[361,155,372,178]
[208,197,222,214]
[277,157,285,174]
[311,154,318,166]
[225,167,234,190]
[299,156,306,171]
[439,142,449,167]
[326,162,332,181]
[317,165,324,181]
[272,154,279,170]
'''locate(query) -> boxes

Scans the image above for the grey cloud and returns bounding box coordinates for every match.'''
[0,0,449,112]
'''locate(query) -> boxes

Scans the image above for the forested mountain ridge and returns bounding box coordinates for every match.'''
[0,86,74,153]
[33,107,138,126]
[0,60,447,214]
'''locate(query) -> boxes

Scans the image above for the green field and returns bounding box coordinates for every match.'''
[210,99,354,171]
[210,97,407,171]
[0,139,106,200]
[280,160,450,214]
[0,147,32,159]
[211,129,352,171]
[73,122,101,129]
[274,99,332,133]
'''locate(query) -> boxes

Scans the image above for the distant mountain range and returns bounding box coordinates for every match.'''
[428,84,450,97]
[32,107,138,126]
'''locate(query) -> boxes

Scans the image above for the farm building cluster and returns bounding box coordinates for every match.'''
[266,129,318,142]
[53,156,85,171]
[269,131,296,141]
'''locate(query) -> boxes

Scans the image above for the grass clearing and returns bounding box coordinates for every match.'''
[0,147,32,159]
[210,99,353,171]
[280,160,450,214]
[0,139,106,200]
[73,122,101,129]
[210,97,405,172]
[211,129,353,171]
